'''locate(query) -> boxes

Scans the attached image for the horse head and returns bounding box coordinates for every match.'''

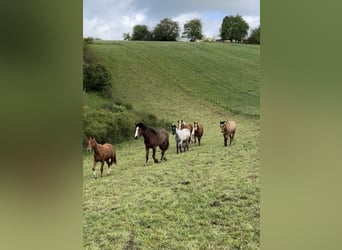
[194,121,198,131]
[87,137,96,151]
[171,124,177,135]
[177,120,182,130]
[220,121,226,133]
[134,122,145,139]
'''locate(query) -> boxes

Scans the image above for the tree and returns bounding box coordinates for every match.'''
[248,26,260,44]
[183,18,203,41]
[123,32,131,41]
[153,18,180,41]
[220,15,249,42]
[131,25,152,41]
[83,37,94,44]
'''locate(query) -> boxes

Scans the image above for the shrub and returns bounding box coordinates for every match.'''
[83,63,112,97]
[83,107,139,147]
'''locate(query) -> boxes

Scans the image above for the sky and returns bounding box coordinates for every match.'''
[83,0,260,40]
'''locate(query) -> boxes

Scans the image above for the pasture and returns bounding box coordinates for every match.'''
[83,41,260,249]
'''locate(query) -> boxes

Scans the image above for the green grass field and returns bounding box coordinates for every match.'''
[83,41,260,249]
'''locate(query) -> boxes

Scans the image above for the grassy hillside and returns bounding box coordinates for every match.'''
[90,41,259,117]
[83,41,260,249]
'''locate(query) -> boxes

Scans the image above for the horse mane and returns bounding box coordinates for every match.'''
[149,127,158,135]
[137,122,158,135]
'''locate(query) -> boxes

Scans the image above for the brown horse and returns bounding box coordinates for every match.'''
[178,120,193,143]
[87,137,116,178]
[134,122,169,165]
[220,121,237,146]
[193,121,204,145]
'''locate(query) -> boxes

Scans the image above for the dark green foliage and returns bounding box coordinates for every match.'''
[153,18,180,41]
[183,19,203,41]
[248,26,260,44]
[83,63,112,98]
[83,106,138,145]
[83,102,170,147]
[132,25,152,41]
[220,15,249,42]
[83,44,96,64]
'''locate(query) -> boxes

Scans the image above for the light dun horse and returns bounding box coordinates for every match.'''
[134,122,169,165]
[178,120,193,143]
[87,137,116,178]
[171,124,191,154]
[220,121,237,146]
[193,121,204,146]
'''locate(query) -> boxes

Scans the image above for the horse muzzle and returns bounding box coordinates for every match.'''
[134,136,139,140]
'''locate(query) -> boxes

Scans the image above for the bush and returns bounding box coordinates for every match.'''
[83,63,112,97]
[83,106,139,147]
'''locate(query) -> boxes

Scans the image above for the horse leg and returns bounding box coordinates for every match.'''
[152,147,158,163]
[176,141,179,154]
[160,145,167,162]
[198,137,201,146]
[106,159,111,176]
[160,150,165,161]
[92,160,97,179]
[100,161,105,177]
[145,147,150,165]
[224,134,228,146]
[230,132,235,145]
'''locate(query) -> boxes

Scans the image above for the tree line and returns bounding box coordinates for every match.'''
[123,15,260,44]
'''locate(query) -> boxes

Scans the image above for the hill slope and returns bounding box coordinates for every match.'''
[91,41,259,118]
[83,41,260,249]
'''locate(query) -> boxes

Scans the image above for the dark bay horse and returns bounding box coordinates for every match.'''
[193,121,204,145]
[220,121,237,146]
[87,137,116,178]
[134,123,169,165]
[178,120,193,143]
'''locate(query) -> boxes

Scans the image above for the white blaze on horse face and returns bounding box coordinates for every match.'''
[134,127,139,139]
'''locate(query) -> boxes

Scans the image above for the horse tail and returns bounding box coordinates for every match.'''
[112,148,117,165]
[113,154,117,165]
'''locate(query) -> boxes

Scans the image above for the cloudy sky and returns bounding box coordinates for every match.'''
[83,0,260,40]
